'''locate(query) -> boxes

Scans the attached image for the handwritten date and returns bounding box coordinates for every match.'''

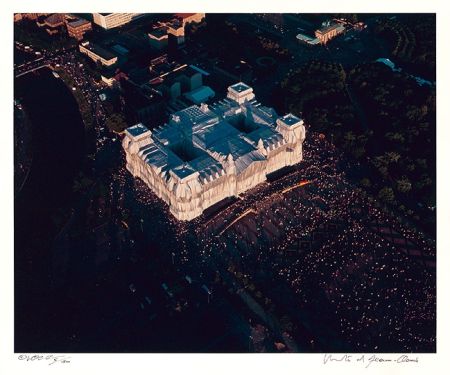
[18,354,70,365]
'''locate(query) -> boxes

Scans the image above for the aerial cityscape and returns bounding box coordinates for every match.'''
[14,12,436,354]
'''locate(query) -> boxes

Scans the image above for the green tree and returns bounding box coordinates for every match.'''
[105,113,128,133]
[397,177,412,193]
[360,178,372,188]
[378,187,395,203]
[385,151,401,164]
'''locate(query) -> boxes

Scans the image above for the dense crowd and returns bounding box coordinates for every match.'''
[194,132,436,352]
[111,110,435,352]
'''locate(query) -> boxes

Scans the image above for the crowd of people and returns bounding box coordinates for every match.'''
[192,132,436,352]
[117,123,435,352]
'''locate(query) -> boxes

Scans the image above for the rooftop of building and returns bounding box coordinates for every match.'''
[178,65,203,79]
[126,123,149,138]
[230,82,252,93]
[67,17,91,28]
[80,41,117,61]
[111,44,129,55]
[296,33,321,45]
[174,13,197,20]
[128,84,304,182]
[44,13,65,27]
[316,23,345,35]
[185,86,215,104]
[190,64,210,76]
[279,113,302,126]
[148,27,168,39]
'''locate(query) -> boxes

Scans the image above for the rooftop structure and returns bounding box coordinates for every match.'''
[18,13,49,21]
[37,13,65,35]
[44,13,65,28]
[184,86,215,104]
[66,17,92,41]
[174,13,205,27]
[79,41,118,66]
[111,44,129,55]
[296,21,345,45]
[148,27,169,50]
[296,32,321,45]
[315,23,345,44]
[123,83,306,220]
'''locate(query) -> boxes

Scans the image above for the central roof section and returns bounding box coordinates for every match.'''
[127,82,300,183]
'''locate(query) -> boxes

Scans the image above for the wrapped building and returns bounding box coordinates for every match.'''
[122,82,306,220]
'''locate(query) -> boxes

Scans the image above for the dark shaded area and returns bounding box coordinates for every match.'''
[14,68,85,352]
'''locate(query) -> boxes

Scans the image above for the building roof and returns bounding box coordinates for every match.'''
[229,82,252,93]
[81,42,117,61]
[245,126,284,148]
[171,164,197,180]
[190,64,210,76]
[126,123,149,138]
[296,33,321,45]
[111,44,129,55]
[184,86,215,104]
[44,13,64,27]
[148,27,168,39]
[132,83,302,182]
[67,18,90,28]
[316,23,345,35]
[175,13,196,20]
[279,113,302,127]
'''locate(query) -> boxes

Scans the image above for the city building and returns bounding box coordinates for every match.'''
[176,65,203,92]
[66,17,92,41]
[296,20,345,45]
[17,13,49,21]
[101,69,118,86]
[123,82,306,220]
[315,23,345,44]
[184,86,215,105]
[159,77,182,100]
[151,13,205,47]
[167,20,185,45]
[79,41,118,66]
[296,32,321,46]
[36,13,65,35]
[111,44,129,56]
[92,13,143,30]
[148,27,169,50]
[174,13,205,27]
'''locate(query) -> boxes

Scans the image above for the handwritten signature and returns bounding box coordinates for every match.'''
[18,354,71,365]
[323,354,418,368]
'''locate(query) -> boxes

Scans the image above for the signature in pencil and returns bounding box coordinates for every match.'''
[18,354,71,365]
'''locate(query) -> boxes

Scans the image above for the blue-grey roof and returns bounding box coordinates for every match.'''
[171,164,197,179]
[189,64,210,76]
[191,120,240,149]
[230,82,251,93]
[185,86,215,104]
[83,42,117,61]
[235,150,266,175]
[245,127,283,148]
[126,83,302,183]
[296,33,321,45]
[126,123,149,137]
[209,136,254,159]
[279,113,301,126]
